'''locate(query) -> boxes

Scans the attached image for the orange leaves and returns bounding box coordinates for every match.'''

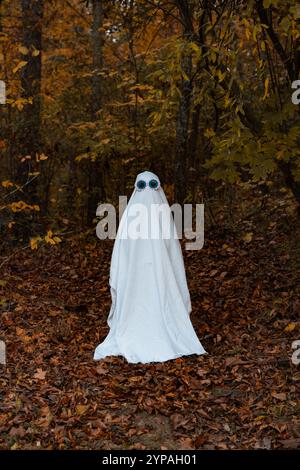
[284,322,296,333]
[1,180,14,188]
[16,327,32,344]
[10,200,40,213]
[12,60,27,74]
[33,368,47,380]
[36,153,48,162]
[271,391,287,401]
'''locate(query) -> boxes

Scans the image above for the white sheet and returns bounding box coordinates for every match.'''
[94,171,207,364]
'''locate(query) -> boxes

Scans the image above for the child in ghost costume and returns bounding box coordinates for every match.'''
[94,171,206,364]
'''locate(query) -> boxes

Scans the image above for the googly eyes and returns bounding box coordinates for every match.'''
[136,180,146,190]
[135,179,160,191]
[149,179,159,189]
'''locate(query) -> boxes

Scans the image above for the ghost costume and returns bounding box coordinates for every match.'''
[94,171,206,364]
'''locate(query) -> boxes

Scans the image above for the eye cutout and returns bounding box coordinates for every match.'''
[136,179,146,191]
[149,179,159,190]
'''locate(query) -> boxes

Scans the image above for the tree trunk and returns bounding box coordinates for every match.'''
[174,51,192,204]
[16,0,43,205]
[173,0,194,205]
[188,102,201,168]
[87,0,105,224]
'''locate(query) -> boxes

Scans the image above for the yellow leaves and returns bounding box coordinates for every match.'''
[45,230,62,245]
[243,232,253,243]
[75,404,89,416]
[276,150,285,160]
[45,231,55,244]
[1,180,14,188]
[263,78,270,100]
[224,94,232,109]
[18,45,40,56]
[36,153,48,162]
[284,323,296,333]
[30,236,42,250]
[210,50,217,64]
[253,25,258,42]
[235,104,245,116]
[10,201,40,213]
[19,46,29,55]
[75,153,89,162]
[21,152,48,163]
[217,69,226,83]
[0,32,9,42]
[13,61,27,74]
[254,415,267,422]
[189,41,202,60]
[204,128,215,138]
[20,155,31,162]
[149,111,162,126]
[12,98,30,111]
[129,84,154,92]
[279,17,290,33]
[245,27,251,41]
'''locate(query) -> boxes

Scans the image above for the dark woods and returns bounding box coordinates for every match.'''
[0,0,299,248]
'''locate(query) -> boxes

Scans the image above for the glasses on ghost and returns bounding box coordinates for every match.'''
[136,179,160,191]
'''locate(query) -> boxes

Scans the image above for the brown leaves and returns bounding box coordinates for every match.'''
[271,391,287,401]
[0,232,299,450]
[75,405,89,416]
[170,413,193,431]
[95,365,109,375]
[33,368,47,380]
[280,438,300,449]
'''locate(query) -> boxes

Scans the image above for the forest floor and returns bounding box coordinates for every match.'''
[1,194,300,450]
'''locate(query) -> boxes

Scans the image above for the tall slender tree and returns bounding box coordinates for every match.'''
[16,0,43,204]
[87,0,105,224]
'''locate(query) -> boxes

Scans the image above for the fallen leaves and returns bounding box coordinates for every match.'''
[271,391,287,401]
[284,322,296,333]
[0,225,299,450]
[75,405,89,416]
[33,368,47,380]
